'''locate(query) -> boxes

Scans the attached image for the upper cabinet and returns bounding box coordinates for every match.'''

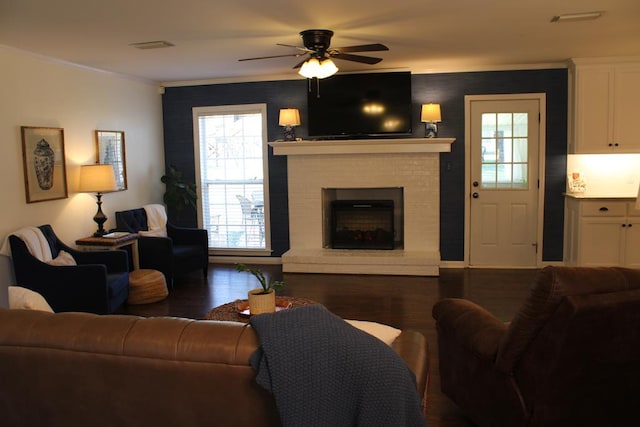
[569,58,640,153]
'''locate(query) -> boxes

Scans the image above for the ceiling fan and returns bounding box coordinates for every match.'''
[239,29,389,78]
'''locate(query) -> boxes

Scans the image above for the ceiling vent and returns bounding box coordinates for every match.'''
[129,40,175,50]
[550,11,604,23]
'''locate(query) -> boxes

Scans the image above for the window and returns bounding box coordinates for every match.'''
[193,104,270,254]
[480,112,529,189]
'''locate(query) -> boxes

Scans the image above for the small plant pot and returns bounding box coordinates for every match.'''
[248,288,276,315]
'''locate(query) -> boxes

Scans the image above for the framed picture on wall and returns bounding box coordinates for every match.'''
[95,130,127,191]
[20,126,68,203]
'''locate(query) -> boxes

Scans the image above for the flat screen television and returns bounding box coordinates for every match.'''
[307,71,412,139]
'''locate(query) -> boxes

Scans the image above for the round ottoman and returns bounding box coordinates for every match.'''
[128,269,168,304]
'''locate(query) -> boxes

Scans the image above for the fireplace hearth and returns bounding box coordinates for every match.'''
[331,200,394,250]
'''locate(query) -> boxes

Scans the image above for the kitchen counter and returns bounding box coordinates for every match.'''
[564,193,636,200]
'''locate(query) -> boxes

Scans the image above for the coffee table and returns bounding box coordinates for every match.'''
[205,296,317,322]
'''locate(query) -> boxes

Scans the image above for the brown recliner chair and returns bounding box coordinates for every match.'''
[433,266,640,427]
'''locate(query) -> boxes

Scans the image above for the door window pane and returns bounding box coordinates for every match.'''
[481,164,497,188]
[497,113,513,137]
[512,164,528,188]
[482,138,497,163]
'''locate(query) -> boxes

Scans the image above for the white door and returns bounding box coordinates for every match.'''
[468,97,541,267]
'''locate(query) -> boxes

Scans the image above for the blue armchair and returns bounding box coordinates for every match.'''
[8,225,129,314]
[115,208,208,288]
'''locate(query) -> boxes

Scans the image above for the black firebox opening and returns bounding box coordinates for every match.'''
[331,200,394,250]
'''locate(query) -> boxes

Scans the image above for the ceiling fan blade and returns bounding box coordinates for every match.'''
[334,43,389,53]
[331,52,383,65]
[292,58,309,69]
[238,53,304,62]
[276,43,313,53]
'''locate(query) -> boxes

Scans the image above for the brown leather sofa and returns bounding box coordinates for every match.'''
[433,266,640,427]
[0,309,428,426]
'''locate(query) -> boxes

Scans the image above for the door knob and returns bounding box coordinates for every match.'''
[472,181,479,187]
[472,192,479,199]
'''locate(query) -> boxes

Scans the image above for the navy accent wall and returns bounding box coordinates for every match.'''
[162,68,567,261]
[412,69,568,261]
[162,80,308,256]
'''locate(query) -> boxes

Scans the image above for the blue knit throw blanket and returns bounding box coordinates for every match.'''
[249,305,426,427]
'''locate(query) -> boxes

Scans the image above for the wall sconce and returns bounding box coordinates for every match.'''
[421,103,442,138]
[279,108,301,141]
[298,58,339,79]
[78,164,117,237]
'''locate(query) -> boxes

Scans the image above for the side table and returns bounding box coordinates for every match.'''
[205,296,318,322]
[76,232,140,270]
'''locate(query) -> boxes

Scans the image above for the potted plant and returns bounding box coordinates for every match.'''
[235,263,285,314]
[161,165,197,224]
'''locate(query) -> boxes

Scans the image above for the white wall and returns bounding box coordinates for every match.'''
[0,45,165,301]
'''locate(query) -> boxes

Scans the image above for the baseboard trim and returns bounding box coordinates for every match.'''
[209,256,282,265]
[208,257,565,268]
[439,261,465,269]
[441,260,565,269]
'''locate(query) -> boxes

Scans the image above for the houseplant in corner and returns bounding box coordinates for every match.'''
[161,165,197,225]
[235,263,285,314]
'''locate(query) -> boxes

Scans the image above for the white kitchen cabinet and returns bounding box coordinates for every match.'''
[565,198,640,267]
[569,59,640,153]
[625,206,640,268]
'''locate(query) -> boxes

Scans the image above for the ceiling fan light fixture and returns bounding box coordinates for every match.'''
[299,58,338,79]
[318,58,338,78]
[298,58,319,78]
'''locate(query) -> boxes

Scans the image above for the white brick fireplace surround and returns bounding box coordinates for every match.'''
[270,138,455,276]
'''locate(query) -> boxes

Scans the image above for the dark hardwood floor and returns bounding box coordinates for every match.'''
[118,264,540,427]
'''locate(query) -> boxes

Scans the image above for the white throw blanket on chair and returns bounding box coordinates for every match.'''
[142,204,168,237]
[0,226,52,261]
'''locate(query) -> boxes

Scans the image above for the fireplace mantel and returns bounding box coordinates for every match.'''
[269,138,455,156]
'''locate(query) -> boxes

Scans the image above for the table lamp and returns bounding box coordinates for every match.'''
[78,164,117,237]
[279,108,301,141]
[421,103,442,138]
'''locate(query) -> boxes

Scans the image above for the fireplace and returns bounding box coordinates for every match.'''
[269,137,455,276]
[322,187,404,249]
[331,200,394,250]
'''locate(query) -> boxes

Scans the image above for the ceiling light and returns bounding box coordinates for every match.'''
[129,40,175,50]
[550,11,603,23]
[299,58,338,79]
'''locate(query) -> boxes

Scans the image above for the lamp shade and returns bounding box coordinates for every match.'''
[78,164,117,193]
[279,108,301,126]
[421,103,442,122]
